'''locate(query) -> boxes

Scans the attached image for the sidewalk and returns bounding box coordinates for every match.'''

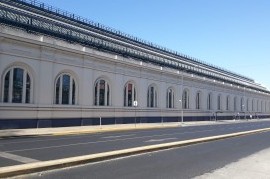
[195,147,270,179]
[0,119,265,138]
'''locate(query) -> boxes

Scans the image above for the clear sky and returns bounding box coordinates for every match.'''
[40,0,270,89]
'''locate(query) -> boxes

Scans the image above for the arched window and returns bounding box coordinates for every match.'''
[226,96,230,110]
[147,85,157,107]
[234,97,237,111]
[182,89,189,109]
[95,79,110,106]
[166,88,174,108]
[207,93,212,110]
[124,82,136,107]
[3,67,32,103]
[55,74,76,105]
[241,98,244,111]
[217,95,221,110]
[195,92,201,110]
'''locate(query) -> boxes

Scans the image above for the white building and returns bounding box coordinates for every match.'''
[0,0,270,129]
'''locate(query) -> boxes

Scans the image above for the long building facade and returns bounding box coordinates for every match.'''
[1,0,270,129]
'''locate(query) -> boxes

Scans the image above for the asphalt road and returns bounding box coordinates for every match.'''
[1,120,270,168]
[25,130,270,179]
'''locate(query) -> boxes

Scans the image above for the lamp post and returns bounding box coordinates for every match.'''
[242,104,245,120]
[179,99,183,124]
[244,87,246,120]
[134,100,138,127]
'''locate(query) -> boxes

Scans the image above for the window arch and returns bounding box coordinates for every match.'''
[195,91,201,110]
[2,67,32,103]
[226,95,230,110]
[166,88,175,108]
[217,94,222,110]
[182,89,189,109]
[207,93,212,110]
[147,84,158,107]
[55,73,76,105]
[124,82,136,107]
[95,79,110,106]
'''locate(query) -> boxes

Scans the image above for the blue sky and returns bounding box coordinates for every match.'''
[40,0,270,89]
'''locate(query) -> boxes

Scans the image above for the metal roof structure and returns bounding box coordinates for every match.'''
[0,0,269,94]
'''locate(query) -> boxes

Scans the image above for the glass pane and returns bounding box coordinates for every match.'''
[95,81,98,105]
[124,86,127,106]
[134,88,136,101]
[147,89,150,107]
[150,87,154,107]
[12,68,24,103]
[172,93,174,108]
[155,91,157,107]
[4,71,10,102]
[218,96,220,110]
[166,91,168,108]
[183,91,187,109]
[208,94,211,110]
[234,98,237,111]
[227,97,229,110]
[169,91,172,108]
[56,77,60,104]
[183,92,186,109]
[25,74,31,103]
[107,84,110,105]
[62,75,70,104]
[99,80,105,106]
[196,94,198,109]
[72,79,75,105]
[128,84,132,106]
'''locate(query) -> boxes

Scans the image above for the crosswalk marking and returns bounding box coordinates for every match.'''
[0,151,39,163]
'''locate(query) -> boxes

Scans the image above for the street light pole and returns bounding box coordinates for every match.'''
[181,71,184,124]
[244,87,246,120]
[134,100,138,127]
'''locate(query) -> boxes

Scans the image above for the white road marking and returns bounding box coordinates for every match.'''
[144,138,177,143]
[102,134,135,139]
[0,151,39,163]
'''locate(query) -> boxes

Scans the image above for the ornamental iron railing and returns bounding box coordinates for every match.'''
[0,0,269,94]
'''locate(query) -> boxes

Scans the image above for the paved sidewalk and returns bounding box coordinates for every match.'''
[195,147,270,179]
[0,119,267,138]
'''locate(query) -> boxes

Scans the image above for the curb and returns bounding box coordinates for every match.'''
[52,125,181,136]
[0,124,182,139]
[1,127,270,178]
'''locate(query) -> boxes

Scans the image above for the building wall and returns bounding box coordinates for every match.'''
[1,26,270,129]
